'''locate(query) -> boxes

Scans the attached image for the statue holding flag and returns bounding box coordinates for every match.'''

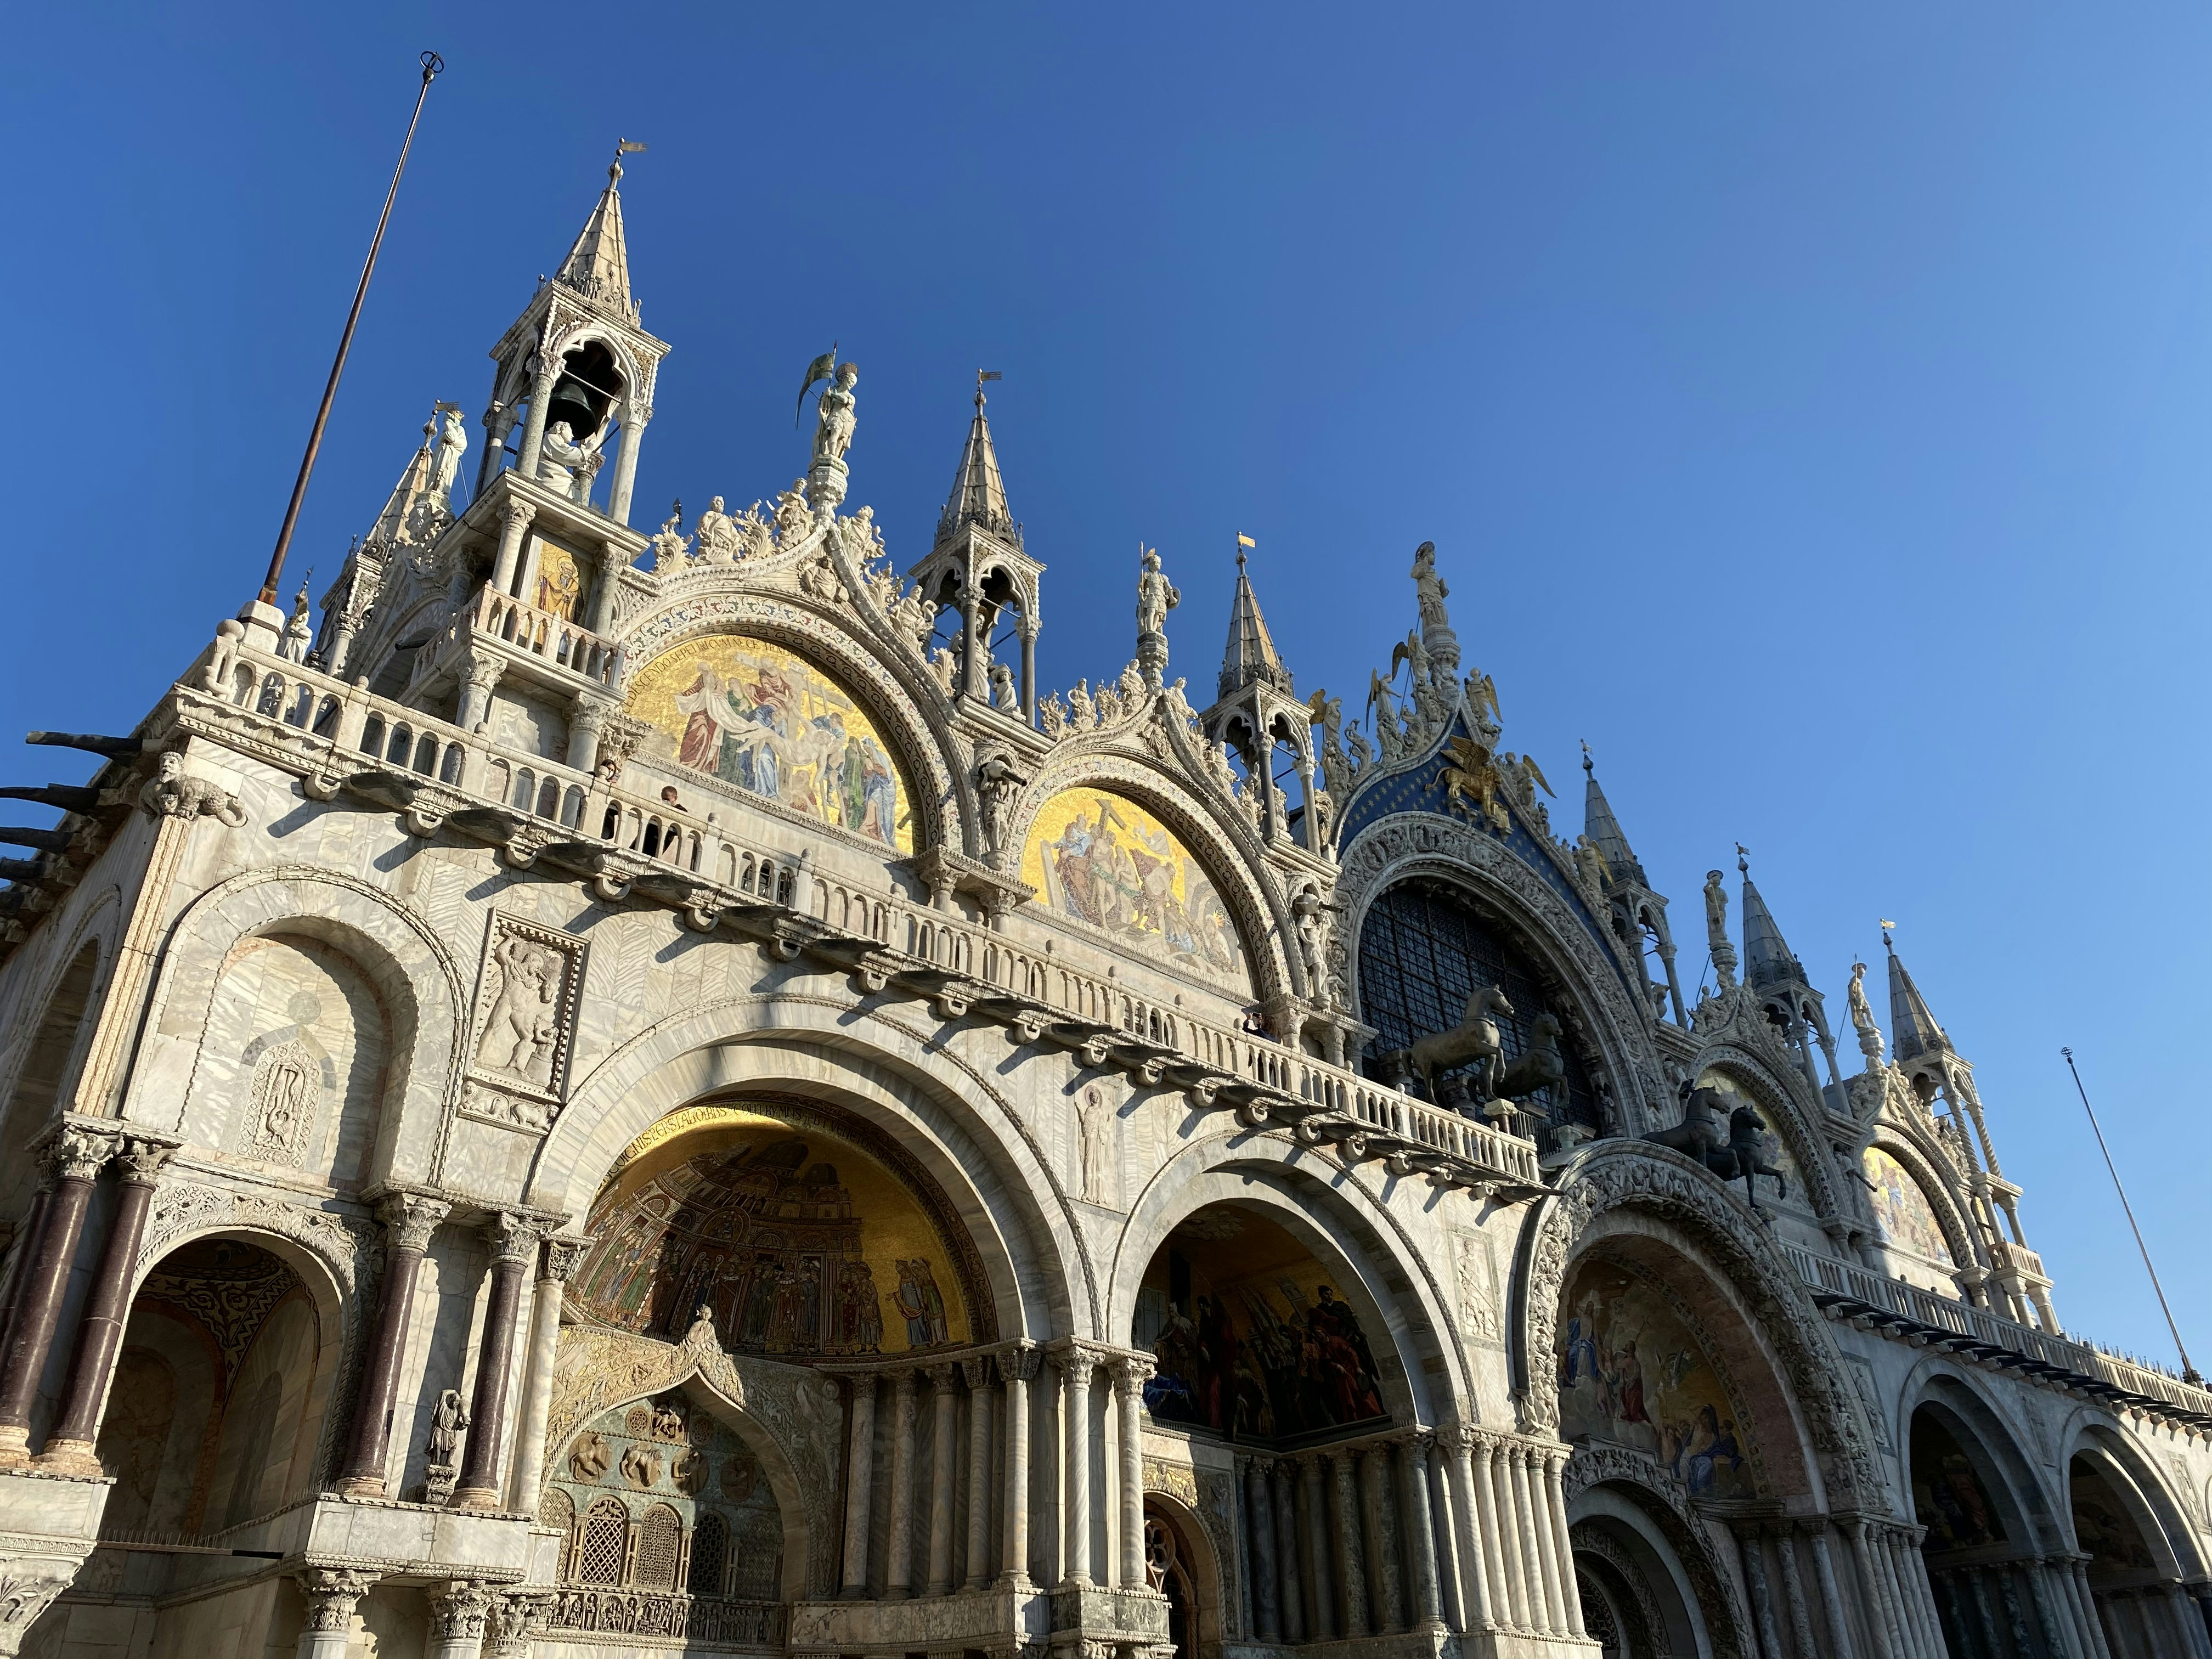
[798,345,859,513]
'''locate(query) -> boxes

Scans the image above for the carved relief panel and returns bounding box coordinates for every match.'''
[461,911,588,1134]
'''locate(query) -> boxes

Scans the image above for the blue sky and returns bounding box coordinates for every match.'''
[7,6,2209,1368]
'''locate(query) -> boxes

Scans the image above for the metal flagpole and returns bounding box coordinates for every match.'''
[2061,1047,2200,1383]
[258,50,445,607]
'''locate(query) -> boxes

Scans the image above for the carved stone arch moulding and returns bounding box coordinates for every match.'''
[1012,747,1295,1007]
[1515,1142,1884,1510]
[542,1311,839,1597]
[1690,1044,1843,1222]
[1337,814,1654,1121]
[543,313,651,406]
[2058,1423,2210,1581]
[1862,1127,1980,1276]
[1564,1445,1754,1658]
[611,592,957,853]
[0,882,122,1108]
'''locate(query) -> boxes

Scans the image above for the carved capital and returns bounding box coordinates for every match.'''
[486,1588,548,1656]
[114,1138,171,1187]
[461,650,505,695]
[997,1344,1044,1384]
[922,1361,960,1392]
[503,500,539,535]
[427,1579,496,1641]
[484,1210,544,1265]
[375,1191,450,1255]
[1113,1353,1156,1392]
[1055,1349,1098,1390]
[960,1356,995,1391]
[46,1123,117,1183]
[540,1233,592,1283]
[298,1566,379,1631]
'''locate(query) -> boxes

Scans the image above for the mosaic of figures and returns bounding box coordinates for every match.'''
[1556,1259,1752,1499]
[1910,1416,2007,1554]
[1137,1208,1386,1442]
[1863,1146,1955,1287]
[624,633,911,852]
[2071,1463,2157,1574]
[573,1108,967,1360]
[533,538,591,624]
[1022,788,1248,990]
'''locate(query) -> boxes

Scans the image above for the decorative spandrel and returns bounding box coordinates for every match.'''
[573,1102,983,1359]
[623,633,912,853]
[1020,787,1249,992]
[1556,1258,1753,1499]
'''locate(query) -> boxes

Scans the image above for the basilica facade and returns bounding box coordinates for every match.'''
[0,161,2205,1659]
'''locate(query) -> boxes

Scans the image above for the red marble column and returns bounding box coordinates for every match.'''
[37,1139,170,1469]
[451,1213,538,1510]
[337,1191,450,1497]
[0,1125,114,1465]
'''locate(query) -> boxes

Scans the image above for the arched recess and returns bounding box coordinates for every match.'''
[0,938,106,1204]
[1335,814,1654,1136]
[1143,1489,1226,1659]
[2063,1422,2209,1600]
[1860,1133,1978,1296]
[1011,747,1293,1008]
[613,593,957,854]
[528,995,1085,1342]
[1691,1049,1842,1224]
[1517,1142,1883,1511]
[1110,1132,1476,1427]
[119,869,467,1188]
[1566,1466,1747,1659]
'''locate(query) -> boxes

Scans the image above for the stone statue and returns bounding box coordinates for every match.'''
[139,752,249,828]
[1066,680,1095,732]
[428,403,469,501]
[425,1387,469,1491]
[1116,661,1146,709]
[280,579,313,665]
[1572,834,1611,900]
[477,934,563,1085]
[536,420,597,498]
[1135,545,1180,687]
[975,750,1026,860]
[774,479,811,543]
[1410,539,1460,675]
[1164,676,1195,730]
[1848,961,1883,1064]
[650,500,689,572]
[693,496,741,564]
[812,362,859,464]
[1702,871,1729,953]
[990,662,1020,713]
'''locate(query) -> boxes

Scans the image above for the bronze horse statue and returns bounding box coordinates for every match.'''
[1493,1010,1567,1102]
[1409,984,1515,1101]
[1712,1104,1788,1204]
[1645,1088,1787,1206]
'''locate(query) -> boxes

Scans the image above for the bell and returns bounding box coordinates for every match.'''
[544,375,599,437]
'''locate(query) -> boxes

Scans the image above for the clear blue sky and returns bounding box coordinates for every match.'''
[7,7,2208,1368]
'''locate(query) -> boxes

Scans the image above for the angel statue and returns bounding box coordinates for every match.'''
[813,362,860,465]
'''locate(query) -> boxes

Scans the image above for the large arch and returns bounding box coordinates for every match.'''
[1565,1463,1747,1659]
[1690,1047,1843,1226]
[1861,1128,1980,1286]
[119,868,467,1187]
[529,992,1091,1342]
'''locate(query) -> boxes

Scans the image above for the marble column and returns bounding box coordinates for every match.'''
[608,402,651,526]
[489,499,537,597]
[505,1234,586,1512]
[1302,1454,1336,1638]
[1360,1442,1402,1632]
[339,1193,449,1496]
[841,1374,878,1596]
[2170,1585,2212,1659]
[964,1357,996,1590]
[1508,1444,1554,1634]
[2072,1559,2117,1659]
[1520,1446,1565,1635]
[1272,1460,1305,1642]
[886,1369,919,1598]
[1329,1448,1369,1637]
[998,1347,1038,1586]
[426,1579,495,1659]
[513,359,557,511]
[1059,1352,1094,1588]
[926,1362,960,1594]
[1543,1450,1585,1639]
[1892,1533,1944,1659]
[1115,1358,1149,1591]
[452,1215,539,1510]
[295,1567,379,1659]
[1846,1520,1901,1659]
[456,651,504,734]
[1246,1456,1280,1641]
[0,1126,112,1464]
[566,698,608,774]
[1424,1441,1463,1632]
[1482,1439,1528,1630]
[1735,1526,1784,1659]
[1398,1434,1447,1634]
[38,1139,167,1470]
[1964,1567,2003,1656]
[1774,1524,1819,1659]
[1806,1522,1859,1659]
[1447,1432,1497,1632]
[0,1187,53,1370]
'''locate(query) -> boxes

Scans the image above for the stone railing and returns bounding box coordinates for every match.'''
[402,584,621,704]
[187,639,1543,1195]
[1784,1243,2212,1432]
[540,1587,783,1644]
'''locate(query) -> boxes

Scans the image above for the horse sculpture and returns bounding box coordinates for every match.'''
[1408,985,1515,1102]
[1493,1010,1567,1103]
[1644,1089,1788,1207]
[1712,1105,1788,1204]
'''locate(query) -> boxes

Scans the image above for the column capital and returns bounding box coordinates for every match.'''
[114,1138,172,1186]
[1112,1353,1155,1390]
[540,1232,593,1283]
[1053,1347,1098,1386]
[375,1190,450,1254]
[891,1363,919,1396]
[486,1588,549,1658]
[922,1360,960,1390]
[298,1565,380,1630]
[426,1578,496,1641]
[960,1355,994,1391]
[503,499,539,534]
[997,1343,1043,1383]
[1432,1423,1473,1455]
[43,1122,118,1183]
[483,1210,545,1264]
[1393,1427,1437,1460]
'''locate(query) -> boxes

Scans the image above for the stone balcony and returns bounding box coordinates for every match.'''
[401,583,622,716]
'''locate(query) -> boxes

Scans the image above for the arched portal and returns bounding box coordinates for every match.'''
[2069,1444,2209,1658]
[1144,1496,1216,1659]
[1566,1482,1719,1659]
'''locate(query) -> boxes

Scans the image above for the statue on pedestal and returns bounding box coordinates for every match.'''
[1135,546,1179,688]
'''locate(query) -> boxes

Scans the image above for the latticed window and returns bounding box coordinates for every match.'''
[635,1504,683,1590]
[538,1487,576,1581]
[578,1498,629,1584]
[1357,878,1602,1131]
[689,1510,728,1598]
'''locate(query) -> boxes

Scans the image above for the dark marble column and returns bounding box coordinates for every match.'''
[0,1124,114,1464]
[338,1192,450,1496]
[0,1187,54,1367]
[37,1139,170,1469]
[451,1212,538,1510]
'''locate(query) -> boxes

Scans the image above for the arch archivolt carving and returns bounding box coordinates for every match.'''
[1567,1460,1752,1659]
[2057,1418,2210,1580]
[0,882,121,1114]
[528,989,1091,1341]
[1517,1140,1884,1510]
[1109,1124,1480,1423]
[611,591,958,854]
[1010,742,1293,1005]
[121,866,467,1186]
[1335,815,1655,1124]
[1691,1047,1843,1222]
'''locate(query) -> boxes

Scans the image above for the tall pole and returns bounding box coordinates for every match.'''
[2061,1047,2199,1384]
[257,50,444,607]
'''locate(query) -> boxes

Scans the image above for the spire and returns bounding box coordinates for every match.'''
[936,386,1018,548]
[1218,547,1294,701]
[1885,929,1949,1062]
[555,147,640,325]
[1580,743,1646,885]
[1739,849,1807,991]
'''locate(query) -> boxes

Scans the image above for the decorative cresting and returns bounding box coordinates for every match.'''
[623,630,915,855]
[613,590,957,851]
[541,1310,840,1596]
[1562,1445,1756,1659]
[1518,1140,1884,1509]
[1338,812,1653,1124]
[1011,747,1292,1003]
